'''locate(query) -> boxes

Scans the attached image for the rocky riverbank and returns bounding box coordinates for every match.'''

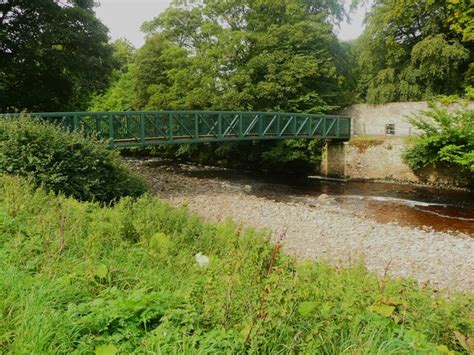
[128,158,474,292]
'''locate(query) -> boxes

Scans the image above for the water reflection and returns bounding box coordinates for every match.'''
[150,161,474,236]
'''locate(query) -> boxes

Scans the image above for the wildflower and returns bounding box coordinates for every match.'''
[195,252,209,268]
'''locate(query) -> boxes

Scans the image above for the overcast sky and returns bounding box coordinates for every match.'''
[95,0,371,48]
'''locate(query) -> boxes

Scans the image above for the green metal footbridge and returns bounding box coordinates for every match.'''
[3,111,351,147]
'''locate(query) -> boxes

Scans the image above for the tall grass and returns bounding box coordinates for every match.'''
[0,175,472,354]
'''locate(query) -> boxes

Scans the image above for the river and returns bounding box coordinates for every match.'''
[162,162,474,236]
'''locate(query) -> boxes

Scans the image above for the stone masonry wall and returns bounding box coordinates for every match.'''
[322,101,473,187]
[339,101,474,137]
[340,102,428,136]
[342,137,469,186]
[343,137,417,181]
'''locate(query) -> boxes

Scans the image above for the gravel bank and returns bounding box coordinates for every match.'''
[130,158,474,292]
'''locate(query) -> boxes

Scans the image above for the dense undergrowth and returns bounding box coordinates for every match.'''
[403,104,474,187]
[0,176,472,354]
[0,117,147,203]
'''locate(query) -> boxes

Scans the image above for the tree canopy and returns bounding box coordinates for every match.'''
[88,39,137,111]
[0,0,114,112]
[2,0,472,112]
[86,0,360,174]
[356,0,473,104]
[129,0,357,113]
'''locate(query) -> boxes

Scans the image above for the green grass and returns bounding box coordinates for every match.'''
[0,175,472,354]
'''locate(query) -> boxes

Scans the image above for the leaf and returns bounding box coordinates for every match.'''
[435,345,453,354]
[368,304,395,317]
[94,263,108,279]
[95,344,118,355]
[383,297,404,306]
[240,323,252,340]
[298,301,317,316]
[454,331,474,353]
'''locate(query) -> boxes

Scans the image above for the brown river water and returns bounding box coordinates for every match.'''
[173,164,474,236]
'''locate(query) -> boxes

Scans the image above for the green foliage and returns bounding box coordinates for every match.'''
[134,0,356,112]
[403,104,474,185]
[465,86,474,100]
[88,65,138,112]
[0,0,115,112]
[143,139,324,174]
[447,0,474,43]
[0,116,147,202]
[356,0,473,103]
[0,176,472,353]
[260,139,324,171]
[88,39,138,112]
[90,0,360,173]
[110,38,137,75]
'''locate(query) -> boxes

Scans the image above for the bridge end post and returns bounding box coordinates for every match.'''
[320,141,347,178]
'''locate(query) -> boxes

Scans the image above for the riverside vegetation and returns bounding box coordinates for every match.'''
[2,0,473,177]
[1,176,474,354]
[0,120,473,353]
[0,117,147,203]
[403,104,474,187]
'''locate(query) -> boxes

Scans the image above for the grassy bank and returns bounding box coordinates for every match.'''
[0,175,473,354]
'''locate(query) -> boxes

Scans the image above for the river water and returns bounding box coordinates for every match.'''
[175,165,474,236]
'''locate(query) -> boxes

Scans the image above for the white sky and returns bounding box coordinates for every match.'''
[95,0,370,48]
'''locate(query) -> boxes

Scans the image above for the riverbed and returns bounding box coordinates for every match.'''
[129,158,474,291]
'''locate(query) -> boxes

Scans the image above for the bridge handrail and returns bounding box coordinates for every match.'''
[1,110,351,147]
[1,110,350,119]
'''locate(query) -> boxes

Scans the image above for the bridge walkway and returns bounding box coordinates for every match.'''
[2,110,351,147]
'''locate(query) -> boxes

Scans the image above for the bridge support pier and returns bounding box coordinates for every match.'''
[320,141,347,178]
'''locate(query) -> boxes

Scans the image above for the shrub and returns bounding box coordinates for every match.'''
[403,104,474,186]
[0,116,147,202]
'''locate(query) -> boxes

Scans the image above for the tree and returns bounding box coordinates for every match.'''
[88,39,137,111]
[124,0,359,173]
[356,0,473,103]
[136,0,357,112]
[0,0,114,112]
[447,0,474,43]
[88,65,138,112]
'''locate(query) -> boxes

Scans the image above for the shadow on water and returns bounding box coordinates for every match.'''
[154,161,474,236]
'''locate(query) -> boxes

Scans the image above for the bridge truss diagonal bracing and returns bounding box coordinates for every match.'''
[2,111,351,147]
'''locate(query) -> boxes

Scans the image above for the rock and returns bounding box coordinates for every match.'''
[317,193,335,204]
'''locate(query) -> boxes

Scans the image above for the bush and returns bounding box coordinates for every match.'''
[403,104,474,186]
[0,116,147,202]
[0,176,473,354]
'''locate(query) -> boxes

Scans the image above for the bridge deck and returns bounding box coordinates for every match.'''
[2,111,351,147]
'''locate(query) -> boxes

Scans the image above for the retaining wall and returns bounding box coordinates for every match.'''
[322,101,472,187]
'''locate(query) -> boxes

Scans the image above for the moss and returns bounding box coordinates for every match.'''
[349,136,385,153]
